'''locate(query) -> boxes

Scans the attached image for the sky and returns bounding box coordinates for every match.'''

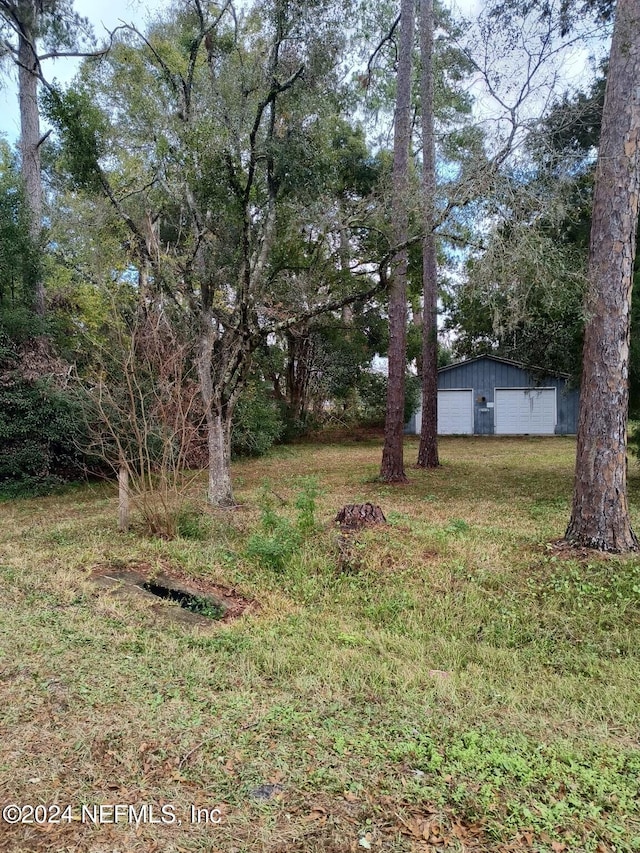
[0,0,170,141]
[0,0,601,147]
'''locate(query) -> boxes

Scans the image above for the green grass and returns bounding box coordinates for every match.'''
[1,436,640,852]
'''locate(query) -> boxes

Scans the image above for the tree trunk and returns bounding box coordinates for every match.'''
[286,326,314,423]
[416,0,439,469]
[198,326,236,507]
[565,0,640,553]
[18,16,45,318]
[339,212,354,326]
[205,406,235,507]
[380,0,415,484]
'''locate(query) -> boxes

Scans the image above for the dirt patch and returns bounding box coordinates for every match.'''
[89,559,257,626]
[543,539,617,563]
[292,426,385,445]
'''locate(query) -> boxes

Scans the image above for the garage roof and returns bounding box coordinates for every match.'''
[438,354,572,379]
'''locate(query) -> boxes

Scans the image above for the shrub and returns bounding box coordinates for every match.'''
[231,382,284,458]
[244,478,319,571]
[0,378,89,497]
[77,306,207,537]
[356,371,421,427]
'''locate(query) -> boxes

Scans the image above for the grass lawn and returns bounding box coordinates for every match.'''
[1,436,640,853]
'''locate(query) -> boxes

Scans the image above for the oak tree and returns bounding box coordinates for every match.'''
[47,0,387,506]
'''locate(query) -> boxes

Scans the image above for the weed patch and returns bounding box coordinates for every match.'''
[244,478,320,571]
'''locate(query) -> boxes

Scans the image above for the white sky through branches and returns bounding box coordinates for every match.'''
[0,0,171,140]
[0,0,606,157]
[0,0,486,143]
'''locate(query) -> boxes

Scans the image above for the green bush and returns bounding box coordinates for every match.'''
[0,377,89,497]
[356,371,421,427]
[244,478,319,571]
[231,382,284,458]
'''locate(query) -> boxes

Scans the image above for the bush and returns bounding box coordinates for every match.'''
[356,371,421,427]
[0,378,89,497]
[231,382,284,458]
[244,478,320,571]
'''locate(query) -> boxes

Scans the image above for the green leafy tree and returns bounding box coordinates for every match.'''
[0,0,101,317]
[0,141,40,339]
[0,139,96,495]
[45,0,388,506]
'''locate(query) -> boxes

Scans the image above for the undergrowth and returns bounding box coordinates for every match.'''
[244,477,321,571]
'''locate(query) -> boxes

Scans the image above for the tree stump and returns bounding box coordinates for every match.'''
[334,504,387,573]
[335,503,386,531]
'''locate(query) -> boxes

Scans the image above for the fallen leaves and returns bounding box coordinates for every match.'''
[304,806,327,824]
[393,805,486,851]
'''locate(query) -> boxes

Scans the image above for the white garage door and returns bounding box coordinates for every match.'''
[438,390,474,435]
[495,388,556,435]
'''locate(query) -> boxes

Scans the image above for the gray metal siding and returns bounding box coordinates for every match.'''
[433,357,579,435]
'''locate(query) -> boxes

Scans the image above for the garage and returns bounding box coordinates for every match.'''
[494,388,557,435]
[405,356,578,436]
[437,389,474,435]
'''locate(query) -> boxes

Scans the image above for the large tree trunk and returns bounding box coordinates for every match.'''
[565,0,640,552]
[205,406,234,507]
[416,0,439,469]
[380,0,415,484]
[198,326,236,507]
[17,13,45,318]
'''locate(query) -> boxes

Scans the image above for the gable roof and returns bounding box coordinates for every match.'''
[438,354,571,379]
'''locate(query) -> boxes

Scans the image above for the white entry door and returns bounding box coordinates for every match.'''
[437,390,474,435]
[494,388,556,435]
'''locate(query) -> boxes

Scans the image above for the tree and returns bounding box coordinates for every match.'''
[444,212,588,376]
[258,120,384,432]
[373,0,571,476]
[565,0,640,552]
[46,0,387,506]
[0,143,90,496]
[416,0,439,468]
[0,0,97,318]
[379,0,414,484]
[439,11,613,381]
[0,141,39,334]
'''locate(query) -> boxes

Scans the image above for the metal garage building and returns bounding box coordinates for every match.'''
[405,355,579,436]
